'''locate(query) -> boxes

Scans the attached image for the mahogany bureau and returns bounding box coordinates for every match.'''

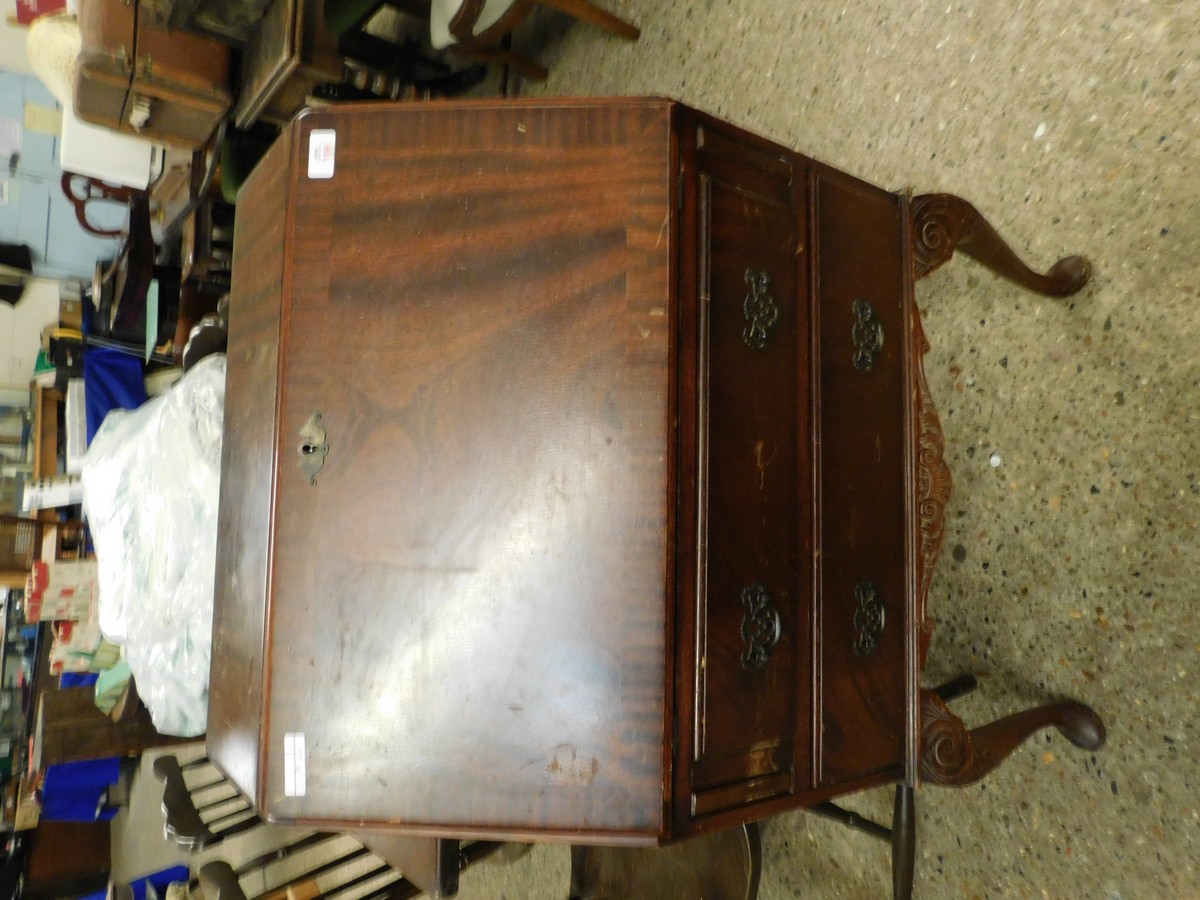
[209,98,1104,892]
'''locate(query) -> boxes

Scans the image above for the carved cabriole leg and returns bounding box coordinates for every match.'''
[910,194,1092,297]
[919,690,1107,786]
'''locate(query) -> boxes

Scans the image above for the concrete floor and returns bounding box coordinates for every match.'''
[473,1,1197,897]
[116,2,1198,897]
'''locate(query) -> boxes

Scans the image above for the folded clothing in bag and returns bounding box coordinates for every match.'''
[81,354,224,736]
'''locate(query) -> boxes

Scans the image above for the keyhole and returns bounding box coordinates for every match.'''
[301,443,318,455]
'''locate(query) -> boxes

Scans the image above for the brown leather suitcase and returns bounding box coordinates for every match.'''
[140,0,274,46]
[74,0,232,150]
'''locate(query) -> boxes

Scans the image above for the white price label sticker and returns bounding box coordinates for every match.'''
[308,129,336,179]
[284,732,307,796]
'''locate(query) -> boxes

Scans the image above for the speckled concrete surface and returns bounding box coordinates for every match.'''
[440,1,1198,898]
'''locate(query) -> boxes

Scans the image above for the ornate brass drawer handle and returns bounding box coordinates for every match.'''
[742,267,779,350]
[740,584,782,670]
[852,580,885,656]
[298,412,329,485]
[851,298,884,372]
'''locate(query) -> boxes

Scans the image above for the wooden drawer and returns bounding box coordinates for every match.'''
[121,78,230,149]
[812,169,909,786]
[679,115,811,817]
[74,0,231,149]
[74,57,132,135]
[125,6,231,149]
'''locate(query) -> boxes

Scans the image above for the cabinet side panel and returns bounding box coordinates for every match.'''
[208,127,293,802]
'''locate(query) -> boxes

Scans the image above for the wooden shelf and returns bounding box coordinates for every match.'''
[31,386,63,524]
[32,385,62,479]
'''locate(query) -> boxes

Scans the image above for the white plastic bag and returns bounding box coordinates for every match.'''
[81,354,225,736]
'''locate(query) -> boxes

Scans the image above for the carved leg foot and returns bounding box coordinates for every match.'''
[910,193,1092,297]
[892,784,915,900]
[920,690,1106,786]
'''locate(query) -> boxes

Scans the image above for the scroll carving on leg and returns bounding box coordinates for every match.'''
[912,309,952,669]
[919,689,1107,787]
[910,193,1092,297]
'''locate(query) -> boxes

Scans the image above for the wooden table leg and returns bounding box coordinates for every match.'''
[354,834,461,897]
[892,784,915,900]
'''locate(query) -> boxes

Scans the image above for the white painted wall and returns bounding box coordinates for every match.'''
[0,278,60,388]
[1,23,32,76]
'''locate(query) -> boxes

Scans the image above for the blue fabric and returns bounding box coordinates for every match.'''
[60,672,99,688]
[40,757,122,822]
[82,348,147,445]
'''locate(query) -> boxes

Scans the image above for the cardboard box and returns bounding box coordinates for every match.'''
[25,559,97,623]
[49,616,103,675]
[60,295,84,331]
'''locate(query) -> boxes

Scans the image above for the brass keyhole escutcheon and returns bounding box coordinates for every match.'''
[297,412,329,485]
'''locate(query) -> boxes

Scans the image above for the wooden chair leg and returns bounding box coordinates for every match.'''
[892,785,915,900]
[910,193,1092,297]
[920,689,1106,786]
[808,802,891,841]
[932,673,977,702]
[567,824,761,898]
[539,0,640,40]
[198,860,246,900]
[459,45,549,81]
[810,788,915,900]
[154,755,216,848]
